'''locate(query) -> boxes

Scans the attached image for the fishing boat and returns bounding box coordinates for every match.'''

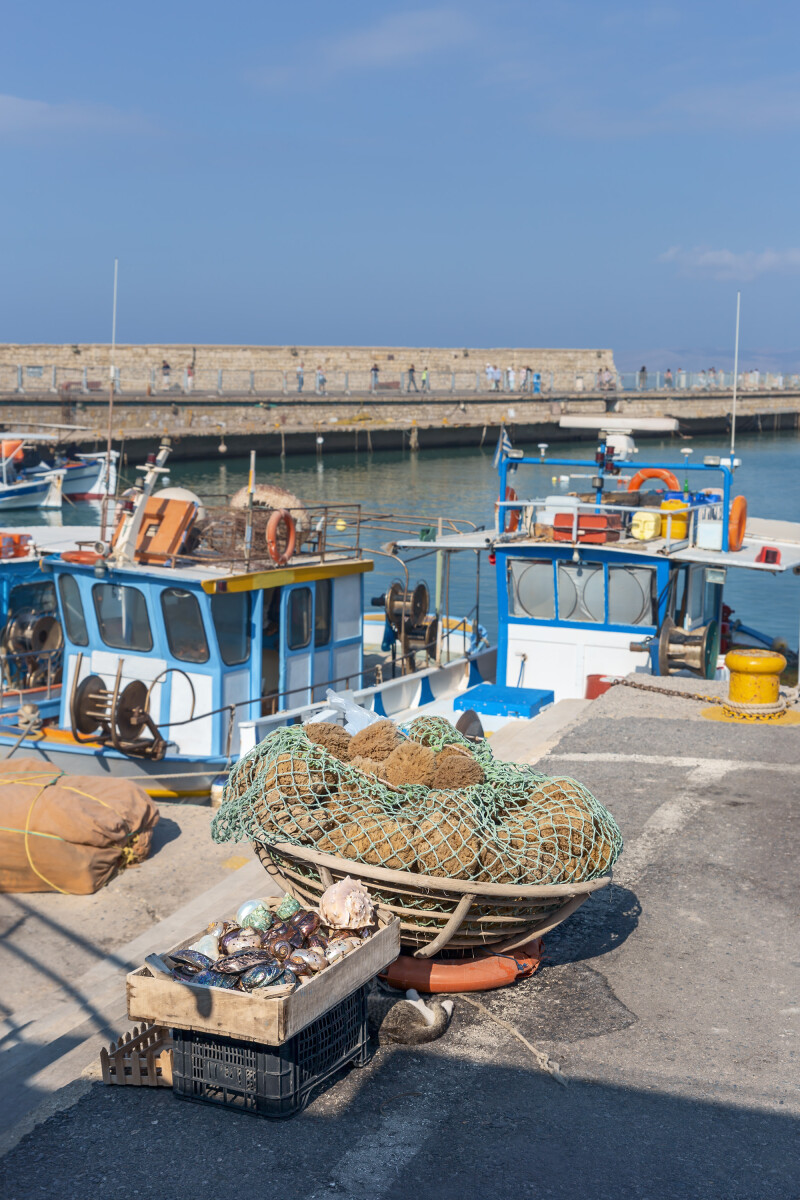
[0,441,491,796]
[21,448,117,500]
[0,437,64,511]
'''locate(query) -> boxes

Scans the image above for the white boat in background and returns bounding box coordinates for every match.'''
[0,438,64,511]
[22,449,117,500]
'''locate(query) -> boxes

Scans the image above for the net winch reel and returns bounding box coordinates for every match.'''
[69,654,172,760]
[374,580,438,666]
[631,616,720,680]
[0,611,63,689]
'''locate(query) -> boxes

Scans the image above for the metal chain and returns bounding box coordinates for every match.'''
[610,677,798,716]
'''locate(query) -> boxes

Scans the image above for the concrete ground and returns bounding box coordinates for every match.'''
[0,684,798,1199]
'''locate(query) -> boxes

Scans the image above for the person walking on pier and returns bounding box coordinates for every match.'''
[371,363,379,392]
[507,366,516,392]
[638,365,647,391]
[161,359,171,390]
[185,362,194,392]
[297,362,304,393]
[664,368,673,388]
[421,366,430,392]
[316,366,326,395]
[407,364,419,392]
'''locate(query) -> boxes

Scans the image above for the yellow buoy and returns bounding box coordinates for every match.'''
[725,648,786,706]
[335,518,347,532]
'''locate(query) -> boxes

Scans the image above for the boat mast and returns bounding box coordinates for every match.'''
[101,257,119,541]
[730,290,741,459]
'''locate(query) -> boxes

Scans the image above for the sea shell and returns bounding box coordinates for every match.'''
[191,968,241,990]
[219,928,263,956]
[270,939,293,961]
[306,933,328,953]
[275,894,302,921]
[188,934,220,961]
[214,950,276,974]
[240,961,284,990]
[318,877,375,930]
[269,921,290,939]
[168,949,213,973]
[277,968,298,992]
[291,911,321,938]
[206,920,226,938]
[236,899,265,925]
[289,948,327,973]
[287,930,305,949]
[241,904,274,933]
[287,954,313,978]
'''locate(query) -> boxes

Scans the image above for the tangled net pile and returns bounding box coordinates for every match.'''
[212,716,622,889]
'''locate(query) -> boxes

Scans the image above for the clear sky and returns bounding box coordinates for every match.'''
[2,2,798,369]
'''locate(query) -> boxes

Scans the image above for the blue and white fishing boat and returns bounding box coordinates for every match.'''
[0,442,488,796]
[21,448,117,500]
[0,436,64,512]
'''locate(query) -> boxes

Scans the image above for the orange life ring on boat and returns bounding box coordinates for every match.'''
[495,486,520,533]
[61,550,101,565]
[728,494,747,551]
[266,508,296,565]
[380,938,542,994]
[627,467,680,492]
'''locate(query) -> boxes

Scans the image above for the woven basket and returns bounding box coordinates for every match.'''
[254,840,611,959]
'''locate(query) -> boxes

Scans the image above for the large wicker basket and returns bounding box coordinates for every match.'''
[255,840,611,959]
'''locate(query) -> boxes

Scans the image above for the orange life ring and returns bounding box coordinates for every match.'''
[61,550,101,565]
[627,467,680,492]
[266,508,296,565]
[495,486,520,533]
[380,939,542,994]
[728,494,747,551]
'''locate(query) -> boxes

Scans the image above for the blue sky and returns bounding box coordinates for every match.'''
[1,1,798,369]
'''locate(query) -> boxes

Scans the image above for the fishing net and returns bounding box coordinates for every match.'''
[212,715,622,890]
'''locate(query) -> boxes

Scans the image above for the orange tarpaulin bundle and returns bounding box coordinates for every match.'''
[0,758,159,894]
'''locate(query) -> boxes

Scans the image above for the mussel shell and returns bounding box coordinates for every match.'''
[214,950,276,974]
[270,939,293,961]
[277,968,298,992]
[240,961,284,990]
[219,928,264,956]
[168,949,213,972]
[190,969,241,990]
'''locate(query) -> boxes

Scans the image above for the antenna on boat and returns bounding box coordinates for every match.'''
[101,257,119,542]
[730,290,741,462]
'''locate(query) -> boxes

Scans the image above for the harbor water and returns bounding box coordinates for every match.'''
[30,430,800,646]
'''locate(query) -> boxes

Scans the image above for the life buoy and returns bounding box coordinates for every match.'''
[728,494,747,551]
[380,939,542,994]
[266,508,296,565]
[495,486,520,533]
[61,550,101,565]
[627,468,680,492]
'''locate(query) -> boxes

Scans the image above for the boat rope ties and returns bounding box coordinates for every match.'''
[211,716,623,908]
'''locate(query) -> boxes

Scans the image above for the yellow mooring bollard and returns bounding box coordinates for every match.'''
[725,648,786,706]
[702,647,799,723]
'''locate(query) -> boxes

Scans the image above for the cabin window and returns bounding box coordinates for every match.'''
[10,581,57,616]
[557,561,605,623]
[315,579,332,647]
[93,584,153,652]
[607,565,657,627]
[58,576,88,646]
[288,587,312,650]
[161,588,209,663]
[508,559,555,620]
[211,592,251,665]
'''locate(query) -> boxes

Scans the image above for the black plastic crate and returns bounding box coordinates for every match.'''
[171,985,371,1118]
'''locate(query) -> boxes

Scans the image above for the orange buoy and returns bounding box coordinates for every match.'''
[61,550,102,565]
[266,508,296,565]
[380,939,543,994]
[728,494,747,551]
[494,486,520,533]
[627,467,680,492]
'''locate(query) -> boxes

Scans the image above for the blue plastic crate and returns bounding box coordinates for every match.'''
[453,682,554,719]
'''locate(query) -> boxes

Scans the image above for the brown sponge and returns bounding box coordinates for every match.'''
[431,753,485,789]
[382,741,436,788]
[304,721,352,761]
[349,754,384,778]
[349,719,402,762]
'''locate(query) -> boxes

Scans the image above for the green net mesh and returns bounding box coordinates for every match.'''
[212,715,622,889]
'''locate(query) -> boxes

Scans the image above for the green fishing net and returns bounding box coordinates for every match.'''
[211,715,623,894]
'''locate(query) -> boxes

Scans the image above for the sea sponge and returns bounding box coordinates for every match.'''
[382,741,436,788]
[317,810,417,870]
[431,752,485,790]
[409,810,481,877]
[252,787,320,842]
[261,751,336,802]
[349,755,384,778]
[349,719,403,762]
[303,721,353,761]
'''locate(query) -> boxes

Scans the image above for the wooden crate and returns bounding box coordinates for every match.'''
[127,902,400,1046]
[100,1023,173,1087]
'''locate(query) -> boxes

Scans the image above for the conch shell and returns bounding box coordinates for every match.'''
[318,876,374,930]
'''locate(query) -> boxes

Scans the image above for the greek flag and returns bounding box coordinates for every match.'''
[493,426,513,468]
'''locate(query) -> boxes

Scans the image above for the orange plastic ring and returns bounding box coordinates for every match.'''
[728,494,747,552]
[266,508,296,566]
[627,467,680,492]
[494,486,520,533]
[61,550,101,565]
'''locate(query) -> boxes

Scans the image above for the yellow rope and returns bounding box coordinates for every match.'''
[23,781,70,893]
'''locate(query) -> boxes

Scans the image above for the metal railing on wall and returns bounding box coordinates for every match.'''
[3,363,799,397]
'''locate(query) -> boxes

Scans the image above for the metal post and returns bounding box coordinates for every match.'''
[50,365,57,392]
[245,450,255,570]
[81,366,88,393]
[217,368,223,395]
[731,291,741,457]
[282,372,288,395]
[101,257,118,542]
[249,370,255,394]
[345,371,350,395]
